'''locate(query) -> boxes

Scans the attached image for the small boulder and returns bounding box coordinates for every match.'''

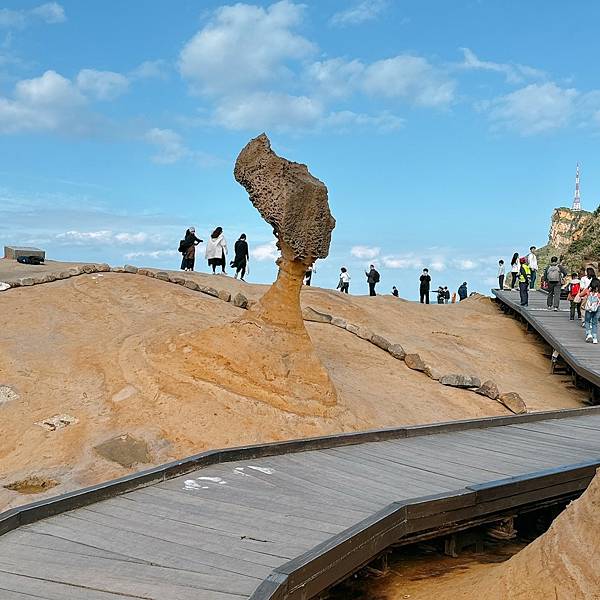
[19,277,36,287]
[345,323,360,335]
[405,353,427,372]
[302,306,332,323]
[475,380,500,400]
[331,316,348,329]
[57,271,71,280]
[169,275,186,285]
[200,286,219,298]
[97,263,111,272]
[154,271,170,281]
[68,267,82,276]
[123,265,138,274]
[184,280,200,291]
[233,292,249,309]
[111,266,126,273]
[40,274,56,283]
[388,343,406,360]
[81,264,96,274]
[439,374,481,388]
[424,365,442,380]
[0,385,19,406]
[371,334,391,352]
[356,327,374,341]
[498,392,527,414]
[94,434,151,468]
[218,289,232,302]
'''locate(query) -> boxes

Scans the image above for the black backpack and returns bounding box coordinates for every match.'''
[178,239,190,253]
[372,270,380,283]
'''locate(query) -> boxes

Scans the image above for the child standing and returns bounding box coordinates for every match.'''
[567,273,582,321]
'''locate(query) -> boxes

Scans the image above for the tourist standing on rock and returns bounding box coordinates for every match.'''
[518,257,532,307]
[205,227,228,274]
[304,265,315,286]
[179,227,203,272]
[436,286,445,304]
[510,253,520,289]
[544,256,567,311]
[365,264,380,296]
[337,267,350,293]
[458,282,468,301]
[498,259,505,290]
[392,286,399,297]
[567,272,582,321]
[579,267,596,327]
[419,268,431,304]
[580,279,600,343]
[528,246,538,289]
[444,286,450,303]
[231,233,249,280]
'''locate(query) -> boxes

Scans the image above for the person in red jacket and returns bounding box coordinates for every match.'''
[567,273,582,321]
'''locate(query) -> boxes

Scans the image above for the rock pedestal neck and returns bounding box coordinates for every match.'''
[168,134,338,416]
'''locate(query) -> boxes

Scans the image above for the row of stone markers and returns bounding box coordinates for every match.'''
[302,306,527,415]
[4,262,526,415]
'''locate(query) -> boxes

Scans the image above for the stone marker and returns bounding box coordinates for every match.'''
[3,246,45,260]
[388,343,406,360]
[218,289,232,302]
[345,323,360,335]
[184,280,199,291]
[302,306,332,323]
[233,292,249,309]
[123,265,138,274]
[405,353,427,372]
[439,374,482,388]
[371,334,391,352]
[475,380,500,400]
[498,392,527,414]
[154,271,170,281]
[200,286,219,297]
[331,316,348,329]
[169,275,186,285]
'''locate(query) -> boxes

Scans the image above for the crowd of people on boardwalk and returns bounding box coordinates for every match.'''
[498,246,600,345]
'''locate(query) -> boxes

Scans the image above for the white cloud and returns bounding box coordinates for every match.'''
[381,252,447,271]
[0,70,86,134]
[362,56,455,107]
[486,82,578,135]
[330,0,388,26]
[179,0,314,96]
[251,240,279,261]
[213,92,323,131]
[306,58,364,99]
[56,230,149,245]
[458,48,545,84]
[124,249,178,260]
[76,69,129,101]
[453,258,478,270]
[130,59,169,81]
[145,128,190,164]
[0,2,65,28]
[351,245,380,260]
[324,110,404,133]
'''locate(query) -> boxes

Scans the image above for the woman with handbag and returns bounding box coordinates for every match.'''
[567,273,582,321]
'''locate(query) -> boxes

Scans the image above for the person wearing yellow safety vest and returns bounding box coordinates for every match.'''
[518,256,532,307]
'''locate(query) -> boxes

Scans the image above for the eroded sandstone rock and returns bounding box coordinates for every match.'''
[371,334,391,352]
[475,380,500,400]
[331,316,348,329]
[439,374,481,388]
[303,307,332,323]
[405,353,427,372]
[388,343,406,360]
[498,392,527,414]
[233,292,249,309]
[218,289,231,303]
[159,134,338,415]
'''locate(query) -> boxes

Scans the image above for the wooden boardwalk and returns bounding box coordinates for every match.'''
[493,289,600,388]
[1,408,600,600]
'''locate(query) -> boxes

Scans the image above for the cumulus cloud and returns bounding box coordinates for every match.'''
[76,69,129,101]
[179,0,314,96]
[251,240,279,261]
[124,249,178,260]
[330,0,388,27]
[486,82,578,135]
[382,252,447,271]
[351,245,380,260]
[0,70,86,134]
[324,110,404,132]
[458,48,546,84]
[0,2,65,28]
[130,59,170,81]
[145,128,190,164]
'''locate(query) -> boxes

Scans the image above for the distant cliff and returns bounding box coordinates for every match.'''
[537,206,597,274]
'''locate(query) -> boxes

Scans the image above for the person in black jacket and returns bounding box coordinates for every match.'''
[419,268,431,304]
[231,233,249,280]
[179,227,203,271]
[365,264,380,296]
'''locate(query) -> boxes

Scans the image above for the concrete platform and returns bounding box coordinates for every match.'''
[3,246,45,260]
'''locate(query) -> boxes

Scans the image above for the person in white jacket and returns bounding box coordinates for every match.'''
[205,227,228,274]
[528,246,538,289]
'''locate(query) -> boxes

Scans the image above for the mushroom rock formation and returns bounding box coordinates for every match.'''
[458,469,600,600]
[164,134,338,416]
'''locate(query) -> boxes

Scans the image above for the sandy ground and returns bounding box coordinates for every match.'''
[0,260,587,510]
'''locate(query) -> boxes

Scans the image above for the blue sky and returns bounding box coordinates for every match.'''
[1,0,600,298]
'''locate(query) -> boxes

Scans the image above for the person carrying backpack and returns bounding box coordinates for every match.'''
[179,227,203,271]
[365,264,380,296]
[580,279,600,343]
[337,267,350,293]
[544,256,566,311]
[567,273,582,321]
